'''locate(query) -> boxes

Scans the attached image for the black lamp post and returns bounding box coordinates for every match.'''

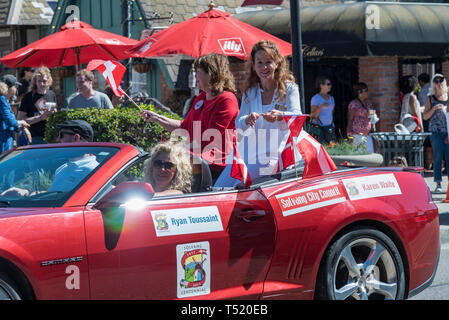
[290,0,306,114]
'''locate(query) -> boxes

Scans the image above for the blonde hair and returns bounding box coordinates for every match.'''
[194,53,236,96]
[145,142,192,194]
[428,74,448,96]
[30,66,53,92]
[0,82,8,96]
[243,40,295,102]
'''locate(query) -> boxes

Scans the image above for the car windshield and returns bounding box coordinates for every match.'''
[0,146,119,207]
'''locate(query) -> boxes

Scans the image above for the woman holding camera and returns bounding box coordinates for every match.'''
[310,75,335,144]
[18,66,57,144]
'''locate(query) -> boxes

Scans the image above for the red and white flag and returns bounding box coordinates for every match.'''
[296,130,337,178]
[278,115,308,171]
[278,114,337,178]
[230,136,252,188]
[284,114,308,138]
[86,59,125,97]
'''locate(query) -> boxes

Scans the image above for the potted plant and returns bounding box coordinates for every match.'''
[132,58,152,73]
[325,137,383,167]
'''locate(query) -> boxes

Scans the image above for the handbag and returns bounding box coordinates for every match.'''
[305,117,322,141]
[320,124,336,143]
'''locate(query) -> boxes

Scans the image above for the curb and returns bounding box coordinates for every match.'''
[441,225,449,246]
[438,211,449,245]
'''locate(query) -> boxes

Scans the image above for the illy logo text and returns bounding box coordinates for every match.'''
[218,38,246,57]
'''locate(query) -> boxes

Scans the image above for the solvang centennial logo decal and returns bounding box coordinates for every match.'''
[151,206,223,237]
[218,38,246,57]
[177,241,210,298]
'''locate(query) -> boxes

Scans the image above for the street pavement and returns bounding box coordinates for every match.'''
[409,172,449,300]
[423,173,449,247]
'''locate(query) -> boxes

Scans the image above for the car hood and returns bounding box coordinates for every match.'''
[0,207,67,218]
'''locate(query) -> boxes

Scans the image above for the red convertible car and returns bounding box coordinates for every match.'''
[0,142,439,300]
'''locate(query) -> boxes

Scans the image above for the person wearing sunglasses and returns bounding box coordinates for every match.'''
[423,74,449,193]
[346,82,374,152]
[310,75,335,144]
[1,120,98,197]
[145,142,192,196]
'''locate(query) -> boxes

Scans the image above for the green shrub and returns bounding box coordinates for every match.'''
[44,105,183,152]
[165,90,191,116]
[324,139,370,156]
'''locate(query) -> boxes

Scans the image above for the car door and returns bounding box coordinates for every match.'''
[258,177,349,300]
[83,162,276,299]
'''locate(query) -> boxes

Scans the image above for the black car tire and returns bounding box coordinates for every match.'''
[315,227,406,300]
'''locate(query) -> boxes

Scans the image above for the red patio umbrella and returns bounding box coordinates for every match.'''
[0,20,139,69]
[127,5,292,60]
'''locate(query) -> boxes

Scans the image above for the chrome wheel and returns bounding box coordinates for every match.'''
[315,227,406,300]
[333,238,398,300]
[0,277,22,300]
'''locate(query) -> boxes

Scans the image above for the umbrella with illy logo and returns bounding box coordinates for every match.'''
[127,2,292,60]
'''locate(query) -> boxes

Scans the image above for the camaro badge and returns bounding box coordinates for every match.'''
[41,256,83,267]
[177,241,210,298]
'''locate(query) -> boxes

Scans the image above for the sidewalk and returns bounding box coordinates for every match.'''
[423,172,449,246]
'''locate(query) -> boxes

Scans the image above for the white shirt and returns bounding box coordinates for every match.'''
[215,82,302,187]
[400,92,422,127]
[48,155,99,192]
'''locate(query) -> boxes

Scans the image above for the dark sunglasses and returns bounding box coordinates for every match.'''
[433,78,445,84]
[323,82,332,86]
[153,159,176,170]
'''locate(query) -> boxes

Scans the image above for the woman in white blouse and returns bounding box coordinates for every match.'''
[215,40,302,187]
[399,75,423,132]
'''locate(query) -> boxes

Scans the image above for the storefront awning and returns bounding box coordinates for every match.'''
[234,2,449,58]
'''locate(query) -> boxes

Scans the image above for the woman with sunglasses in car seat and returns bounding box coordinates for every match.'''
[145,142,192,196]
[423,73,449,193]
[310,75,335,144]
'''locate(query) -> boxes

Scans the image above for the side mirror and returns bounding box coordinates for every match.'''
[93,181,154,251]
[93,181,154,210]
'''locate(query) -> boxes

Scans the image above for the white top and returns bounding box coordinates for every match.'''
[48,155,99,192]
[215,82,302,187]
[310,93,335,126]
[400,92,422,126]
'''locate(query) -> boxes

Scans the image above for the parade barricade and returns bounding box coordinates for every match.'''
[371,132,431,167]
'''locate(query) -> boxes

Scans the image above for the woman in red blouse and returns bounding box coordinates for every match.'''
[347,82,374,152]
[141,53,239,179]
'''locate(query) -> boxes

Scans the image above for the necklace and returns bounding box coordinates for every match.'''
[261,86,275,104]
